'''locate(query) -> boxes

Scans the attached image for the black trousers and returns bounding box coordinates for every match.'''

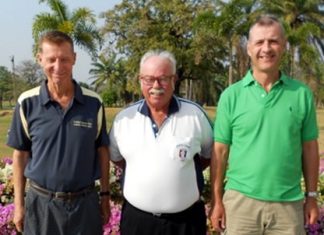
[120,200,207,235]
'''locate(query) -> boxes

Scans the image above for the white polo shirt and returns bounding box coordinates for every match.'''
[109,96,213,213]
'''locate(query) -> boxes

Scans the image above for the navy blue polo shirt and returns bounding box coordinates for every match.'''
[7,80,109,192]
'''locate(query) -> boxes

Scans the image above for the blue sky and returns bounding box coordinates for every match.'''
[0,0,121,83]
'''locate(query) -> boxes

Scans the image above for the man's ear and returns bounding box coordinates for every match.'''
[139,76,143,89]
[36,53,42,65]
[174,74,178,82]
[172,75,178,91]
[246,42,251,57]
[73,52,77,65]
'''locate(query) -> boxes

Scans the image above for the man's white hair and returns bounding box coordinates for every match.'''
[140,50,177,74]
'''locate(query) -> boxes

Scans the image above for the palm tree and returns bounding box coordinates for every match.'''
[90,53,131,105]
[257,0,324,104]
[89,53,118,92]
[259,0,324,78]
[32,0,103,59]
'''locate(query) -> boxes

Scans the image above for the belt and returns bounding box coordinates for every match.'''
[29,181,95,201]
[125,200,203,219]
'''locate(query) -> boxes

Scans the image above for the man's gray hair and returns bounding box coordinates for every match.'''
[248,14,286,40]
[140,50,177,74]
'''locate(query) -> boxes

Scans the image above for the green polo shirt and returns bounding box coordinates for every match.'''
[214,70,318,201]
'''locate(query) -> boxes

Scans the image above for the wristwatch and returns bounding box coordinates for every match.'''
[304,191,318,198]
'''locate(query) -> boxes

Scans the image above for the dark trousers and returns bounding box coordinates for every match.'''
[120,200,207,235]
[24,188,102,235]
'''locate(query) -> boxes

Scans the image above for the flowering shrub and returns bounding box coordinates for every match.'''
[305,207,324,234]
[304,156,324,234]
[0,157,16,235]
[103,201,122,235]
[102,164,123,234]
[0,157,124,235]
[0,204,16,235]
[1,156,324,235]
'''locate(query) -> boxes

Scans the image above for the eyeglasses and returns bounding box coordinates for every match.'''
[139,75,175,86]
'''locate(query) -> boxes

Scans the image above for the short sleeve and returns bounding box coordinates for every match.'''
[7,103,32,150]
[214,91,232,145]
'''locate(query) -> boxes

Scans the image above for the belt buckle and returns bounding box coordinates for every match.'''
[152,213,162,217]
[55,192,72,200]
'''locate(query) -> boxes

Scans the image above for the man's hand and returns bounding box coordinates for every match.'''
[100,196,111,224]
[13,204,25,233]
[209,201,226,233]
[304,198,319,225]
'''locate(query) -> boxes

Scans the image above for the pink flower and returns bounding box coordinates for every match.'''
[103,201,122,235]
[1,158,12,165]
[0,203,16,235]
[320,158,324,174]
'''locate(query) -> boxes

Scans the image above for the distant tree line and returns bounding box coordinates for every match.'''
[0,0,323,108]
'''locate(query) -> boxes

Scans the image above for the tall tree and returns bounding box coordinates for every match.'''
[195,0,256,86]
[259,0,324,78]
[215,0,254,85]
[101,0,214,103]
[16,60,45,87]
[32,0,103,59]
[258,0,324,104]
[0,66,12,109]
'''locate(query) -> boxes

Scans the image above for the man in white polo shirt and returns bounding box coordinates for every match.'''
[109,50,213,235]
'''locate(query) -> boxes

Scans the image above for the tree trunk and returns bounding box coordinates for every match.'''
[228,40,233,86]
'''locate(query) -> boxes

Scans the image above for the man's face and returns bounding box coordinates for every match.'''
[247,23,286,74]
[37,41,76,86]
[139,56,176,111]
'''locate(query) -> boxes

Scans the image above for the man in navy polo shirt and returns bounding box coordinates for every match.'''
[7,31,110,235]
[109,50,213,235]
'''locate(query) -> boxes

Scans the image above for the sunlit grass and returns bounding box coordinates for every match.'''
[1,106,323,158]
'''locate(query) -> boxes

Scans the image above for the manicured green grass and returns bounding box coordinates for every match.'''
[1,106,323,158]
[0,108,124,157]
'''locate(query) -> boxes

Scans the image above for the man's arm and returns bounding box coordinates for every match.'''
[98,146,111,224]
[302,140,319,225]
[200,157,210,170]
[13,149,29,233]
[209,142,229,232]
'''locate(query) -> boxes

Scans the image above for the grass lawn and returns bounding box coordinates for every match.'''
[0,106,323,158]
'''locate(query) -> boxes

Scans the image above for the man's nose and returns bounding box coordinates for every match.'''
[152,79,162,87]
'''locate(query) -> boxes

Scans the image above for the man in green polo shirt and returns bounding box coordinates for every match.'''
[210,15,319,235]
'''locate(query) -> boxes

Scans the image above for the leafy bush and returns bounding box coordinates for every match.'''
[102,89,118,107]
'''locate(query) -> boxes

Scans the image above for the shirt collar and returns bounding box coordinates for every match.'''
[138,95,180,117]
[242,69,289,87]
[40,79,84,105]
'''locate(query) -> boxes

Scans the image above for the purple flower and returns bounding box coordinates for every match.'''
[103,202,122,235]
[0,203,16,235]
[305,211,324,234]
[1,158,12,165]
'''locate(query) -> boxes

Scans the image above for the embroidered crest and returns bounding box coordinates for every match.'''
[175,144,190,161]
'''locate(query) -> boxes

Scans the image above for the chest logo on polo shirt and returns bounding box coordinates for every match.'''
[73,120,93,128]
[175,144,190,161]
